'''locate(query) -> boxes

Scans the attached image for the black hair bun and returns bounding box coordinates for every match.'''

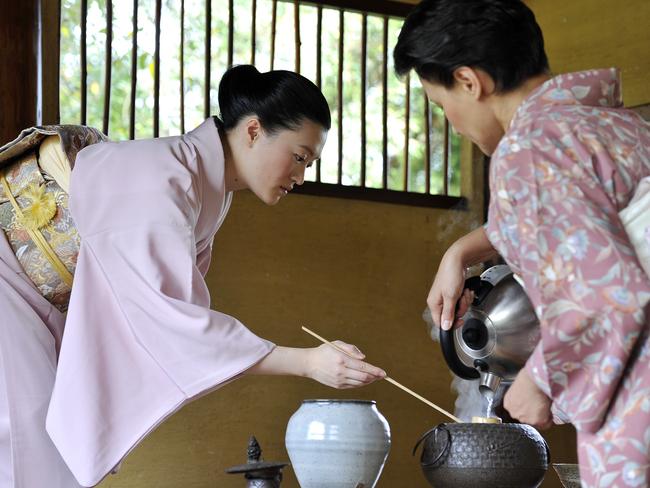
[222,64,261,87]
[217,64,331,134]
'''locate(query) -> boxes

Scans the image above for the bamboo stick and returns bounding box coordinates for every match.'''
[301,326,461,423]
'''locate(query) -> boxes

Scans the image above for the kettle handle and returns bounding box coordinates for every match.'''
[439,276,483,380]
[440,328,480,379]
[412,424,453,467]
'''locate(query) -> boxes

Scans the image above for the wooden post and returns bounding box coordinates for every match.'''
[0,0,39,145]
[40,0,61,126]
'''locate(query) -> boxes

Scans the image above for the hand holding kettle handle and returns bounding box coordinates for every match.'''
[439,276,483,380]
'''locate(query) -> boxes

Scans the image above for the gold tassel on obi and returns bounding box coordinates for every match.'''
[15,182,57,230]
[0,128,103,312]
[0,172,74,288]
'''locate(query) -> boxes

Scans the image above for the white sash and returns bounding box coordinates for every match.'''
[619,176,650,280]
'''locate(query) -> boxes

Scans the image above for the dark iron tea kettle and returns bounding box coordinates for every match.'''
[413,422,549,488]
[440,265,540,396]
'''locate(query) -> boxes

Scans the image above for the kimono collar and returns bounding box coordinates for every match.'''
[184,118,230,241]
[509,68,623,130]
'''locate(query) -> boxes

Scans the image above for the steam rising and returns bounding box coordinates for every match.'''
[423,308,507,422]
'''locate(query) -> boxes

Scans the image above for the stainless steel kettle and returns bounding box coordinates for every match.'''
[440,265,540,396]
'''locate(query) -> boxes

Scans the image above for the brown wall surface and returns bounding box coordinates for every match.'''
[398,0,650,106]
[527,0,650,107]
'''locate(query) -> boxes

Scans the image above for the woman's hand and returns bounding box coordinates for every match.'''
[305,341,386,389]
[247,343,385,389]
[427,247,471,330]
[428,228,499,330]
[503,369,553,430]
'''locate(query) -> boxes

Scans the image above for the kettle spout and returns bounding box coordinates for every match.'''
[478,370,502,398]
[478,371,503,419]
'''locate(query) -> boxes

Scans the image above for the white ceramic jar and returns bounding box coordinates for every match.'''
[285,399,391,488]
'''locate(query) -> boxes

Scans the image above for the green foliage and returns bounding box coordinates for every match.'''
[59,0,460,196]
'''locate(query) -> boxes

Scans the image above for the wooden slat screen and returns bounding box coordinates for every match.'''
[61,0,462,208]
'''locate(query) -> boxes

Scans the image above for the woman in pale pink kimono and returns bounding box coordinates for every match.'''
[395,1,650,486]
[0,65,385,487]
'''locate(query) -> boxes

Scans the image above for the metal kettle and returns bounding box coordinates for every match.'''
[440,265,540,396]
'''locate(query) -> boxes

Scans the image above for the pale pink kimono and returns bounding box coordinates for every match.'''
[486,69,650,487]
[0,118,275,487]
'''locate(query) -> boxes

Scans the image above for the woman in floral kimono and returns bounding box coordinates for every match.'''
[0,65,385,487]
[395,1,650,486]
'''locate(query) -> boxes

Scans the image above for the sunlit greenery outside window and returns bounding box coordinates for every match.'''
[59,0,461,196]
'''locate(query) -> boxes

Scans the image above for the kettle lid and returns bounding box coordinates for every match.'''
[478,264,512,288]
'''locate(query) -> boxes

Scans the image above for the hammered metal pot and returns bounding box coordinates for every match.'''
[413,423,549,488]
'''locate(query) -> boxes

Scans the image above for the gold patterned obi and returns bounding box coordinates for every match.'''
[0,126,106,311]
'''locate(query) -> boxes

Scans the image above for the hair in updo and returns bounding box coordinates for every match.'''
[217,65,331,134]
[394,0,549,93]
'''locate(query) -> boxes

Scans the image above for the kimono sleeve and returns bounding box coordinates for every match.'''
[46,222,274,486]
[488,147,650,435]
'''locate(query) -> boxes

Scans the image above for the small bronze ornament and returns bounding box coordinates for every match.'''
[225,436,289,488]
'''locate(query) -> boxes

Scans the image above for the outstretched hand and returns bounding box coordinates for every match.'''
[306,341,386,389]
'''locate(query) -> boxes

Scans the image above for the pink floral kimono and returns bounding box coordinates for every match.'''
[486,68,650,487]
[0,119,275,487]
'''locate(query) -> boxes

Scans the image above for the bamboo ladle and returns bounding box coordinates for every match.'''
[302,326,461,423]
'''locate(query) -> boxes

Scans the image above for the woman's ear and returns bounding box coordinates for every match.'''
[245,117,262,147]
[452,67,495,100]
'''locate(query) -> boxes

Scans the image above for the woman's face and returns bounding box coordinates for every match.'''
[420,75,504,156]
[246,119,327,205]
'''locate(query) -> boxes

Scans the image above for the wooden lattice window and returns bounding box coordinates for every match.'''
[58,0,464,207]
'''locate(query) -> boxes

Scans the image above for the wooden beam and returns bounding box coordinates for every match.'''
[292,181,467,209]
[294,0,411,17]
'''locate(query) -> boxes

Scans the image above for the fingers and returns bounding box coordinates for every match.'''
[329,365,384,390]
[336,374,377,389]
[455,289,475,322]
[427,292,443,328]
[440,294,456,330]
[502,372,554,430]
[509,413,553,431]
[310,342,387,390]
[427,249,467,328]
[333,355,386,389]
[343,358,386,382]
[437,288,475,330]
[332,340,365,360]
[319,364,384,390]
[337,380,367,389]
